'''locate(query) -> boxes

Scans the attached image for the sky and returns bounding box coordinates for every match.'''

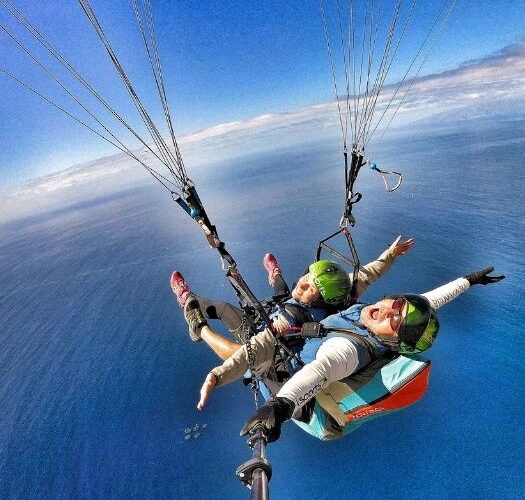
[2,37,524,226]
[0,0,524,188]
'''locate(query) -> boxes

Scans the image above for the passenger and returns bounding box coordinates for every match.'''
[171,236,415,361]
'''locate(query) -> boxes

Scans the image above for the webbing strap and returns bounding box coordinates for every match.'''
[341,150,365,227]
[301,323,381,362]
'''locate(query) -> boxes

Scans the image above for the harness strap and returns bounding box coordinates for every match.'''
[300,322,382,362]
[281,303,314,325]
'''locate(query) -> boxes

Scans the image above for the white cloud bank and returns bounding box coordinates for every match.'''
[2,43,524,223]
[177,43,525,151]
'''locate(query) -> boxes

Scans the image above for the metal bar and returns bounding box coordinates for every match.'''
[236,426,272,499]
[318,242,358,267]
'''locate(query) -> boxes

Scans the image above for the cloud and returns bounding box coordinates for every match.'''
[177,42,525,158]
[3,42,524,223]
[0,153,146,224]
[404,43,525,105]
[20,159,128,194]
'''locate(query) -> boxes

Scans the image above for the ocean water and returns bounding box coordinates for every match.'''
[1,117,524,499]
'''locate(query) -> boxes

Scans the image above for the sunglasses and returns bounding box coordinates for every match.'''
[389,297,406,332]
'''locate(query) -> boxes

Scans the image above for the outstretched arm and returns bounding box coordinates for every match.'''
[422,266,505,310]
[354,235,415,296]
[196,329,276,409]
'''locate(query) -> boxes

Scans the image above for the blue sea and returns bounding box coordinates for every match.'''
[1,117,524,499]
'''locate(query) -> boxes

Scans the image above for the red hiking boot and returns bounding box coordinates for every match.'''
[170,271,191,307]
[263,253,282,286]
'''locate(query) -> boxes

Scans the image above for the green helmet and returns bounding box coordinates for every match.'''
[396,294,440,354]
[308,260,351,306]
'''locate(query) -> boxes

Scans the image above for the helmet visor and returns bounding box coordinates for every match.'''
[397,295,432,349]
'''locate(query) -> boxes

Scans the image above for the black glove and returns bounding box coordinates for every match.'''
[464,267,505,286]
[240,397,294,443]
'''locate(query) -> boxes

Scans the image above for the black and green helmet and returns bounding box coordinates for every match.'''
[308,260,351,306]
[396,294,440,354]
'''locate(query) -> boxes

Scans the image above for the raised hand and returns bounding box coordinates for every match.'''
[389,235,415,256]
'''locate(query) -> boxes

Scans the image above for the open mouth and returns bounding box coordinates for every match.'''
[369,308,380,320]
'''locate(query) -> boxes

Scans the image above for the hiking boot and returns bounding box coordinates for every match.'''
[184,298,207,342]
[263,253,282,286]
[170,271,191,307]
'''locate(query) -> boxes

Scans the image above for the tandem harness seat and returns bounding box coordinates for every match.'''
[293,353,431,441]
[264,321,432,441]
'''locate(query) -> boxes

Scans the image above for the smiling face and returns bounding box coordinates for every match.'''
[291,274,320,304]
[360,297,407,340]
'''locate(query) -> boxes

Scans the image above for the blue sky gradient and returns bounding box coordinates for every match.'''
[0,0,524,185]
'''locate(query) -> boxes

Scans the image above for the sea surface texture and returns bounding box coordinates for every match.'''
[1,117,524,499]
